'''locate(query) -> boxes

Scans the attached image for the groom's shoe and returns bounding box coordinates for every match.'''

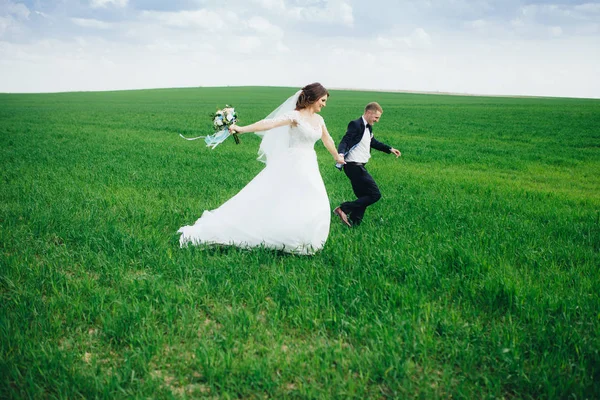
[333,207,352,228]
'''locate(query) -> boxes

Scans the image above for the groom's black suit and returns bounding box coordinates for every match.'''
[337,117,392,225]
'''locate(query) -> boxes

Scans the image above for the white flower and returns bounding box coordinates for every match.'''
[216,119,224,126]
[226,113,234,122]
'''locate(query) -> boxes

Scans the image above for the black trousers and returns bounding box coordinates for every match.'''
[340,163,381,225]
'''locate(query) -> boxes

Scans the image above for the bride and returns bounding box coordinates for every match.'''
[178,83,345,255]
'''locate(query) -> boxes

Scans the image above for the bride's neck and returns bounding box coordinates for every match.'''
[299,108,316,115]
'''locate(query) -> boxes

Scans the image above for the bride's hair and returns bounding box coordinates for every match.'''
[296,83,329,110]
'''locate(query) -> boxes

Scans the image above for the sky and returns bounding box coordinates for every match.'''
[0,0,599,98]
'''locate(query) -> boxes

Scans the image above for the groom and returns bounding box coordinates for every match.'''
[334,102,401,227]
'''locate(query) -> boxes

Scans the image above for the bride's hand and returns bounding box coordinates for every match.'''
[230,124,243,134]
[334,154,346,164]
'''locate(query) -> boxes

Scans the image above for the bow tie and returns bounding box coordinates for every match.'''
[366,123,372,131]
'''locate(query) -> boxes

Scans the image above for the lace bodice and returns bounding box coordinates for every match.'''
[258,108,326,164]
[278,110,324,149]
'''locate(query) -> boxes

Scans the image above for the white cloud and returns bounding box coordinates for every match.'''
[0,16,11,36]
[424,0,493,14]
[466,19,487,29]
[459,2,600,40]
[291,0,354,26]
[247,16,284,38]
[574,3,600,14]
[549,26,562,37]
[253,0,286,12]
[248,0,354,27]
[90,0,128,8]
[376,36,394,49]
[404,28,432,48]
[133,10,287,57]
[510,18,524,28]
[519,3,600,24]
[1,0,30,19]
[376,27,432,50]
[71,17,112,29]
[235,36,263,54]
[0,0,30,36]
[0,0,599,98]
[140,9,228,30]
[1,30,599,98]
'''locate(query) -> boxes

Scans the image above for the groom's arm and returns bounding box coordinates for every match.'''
[370,137,392,154]
[337,120,360,155]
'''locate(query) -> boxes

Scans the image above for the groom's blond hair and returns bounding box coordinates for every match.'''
[365,102,383,113]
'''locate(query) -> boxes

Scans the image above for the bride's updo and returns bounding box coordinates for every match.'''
[296,82,330,110]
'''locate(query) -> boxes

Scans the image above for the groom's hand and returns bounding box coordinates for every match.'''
[391,148,401,158]
[335,154,346,164]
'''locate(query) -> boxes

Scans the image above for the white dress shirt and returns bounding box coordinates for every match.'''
[345,116,371,163]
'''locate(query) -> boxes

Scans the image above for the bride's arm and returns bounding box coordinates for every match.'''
[321,123,345,165]
[230,116,294,134]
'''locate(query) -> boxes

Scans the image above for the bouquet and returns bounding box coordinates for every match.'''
[179,104,240,149]
[212,105,240,145]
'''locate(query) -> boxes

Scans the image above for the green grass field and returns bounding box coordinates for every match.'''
[1,86,599,398]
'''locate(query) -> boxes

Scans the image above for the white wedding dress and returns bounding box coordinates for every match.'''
[178,109,331,255]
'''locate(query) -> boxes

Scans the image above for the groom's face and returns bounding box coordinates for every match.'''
[365,110,382,125]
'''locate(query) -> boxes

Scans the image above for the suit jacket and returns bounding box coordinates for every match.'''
[336,117,391,169]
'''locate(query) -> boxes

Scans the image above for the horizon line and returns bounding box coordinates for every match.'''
[1,85,598,100]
